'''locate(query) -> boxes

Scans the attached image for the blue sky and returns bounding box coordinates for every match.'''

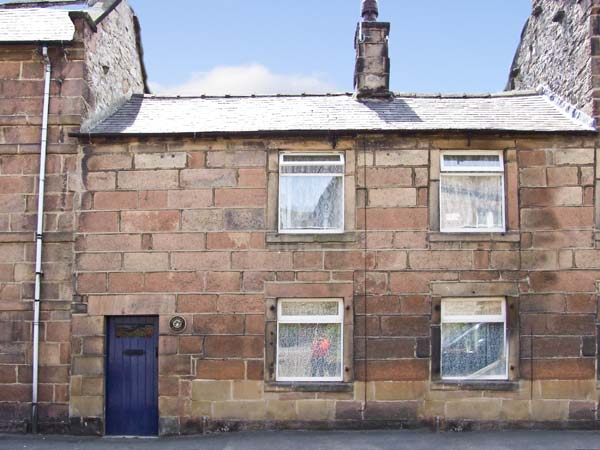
[129,0,531,95]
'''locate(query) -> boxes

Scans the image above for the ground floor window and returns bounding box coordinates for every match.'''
[276,298,344,382]
[441,297,507,380]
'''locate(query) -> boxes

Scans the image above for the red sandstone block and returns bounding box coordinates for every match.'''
[139,190,168,209]
[242,271,275,292]
[380,316,430,337]
[76,253,121,271]
[518,150,547,167]
[566,294,596,314]
[78,211,118,232]
[324,251,376,270]
[159,355,191,376]
[531,231,593,249]
[167,190,212,209]
[193,314,244,335]
[152,233,205,251]
[85,172,116,191]
[246,360,263,380]
[178,294,217,313]
[521,313,596,335]
[521,207,594,230]
[389,271,458,294]
[357,167,412,188]
[76,234,140,252]
[45,322,71,342]
[171,252,230,271]
[179,336,203,354]
[297,272,330,282]
[196,360,245,380]
[145,272,204,292]
[530,271,600,292]
[187,152,205,168]
[207,232,253,250]
[0,366,16,383]
[547,167,578,187]
[108,272,144,293]
[521,187,582,207]
[206,150,266,168]
[206,271,241,292]
[76,273,106,293]
[121,210,180,232]
[245,315,264,335]
[94,191,137,210]
[118,170,179,190]
[0,176,33,194]
[0,384,31,402]
[293,252,323,270]
[358,208,428,230]
[238,168,266,188]
[0,62,20,79]
[232,252,292,270]
[520,358,595,380]
[204,335,264,358]
[86,154,132,171]
[410,251,473,270]
[215,189,266,207]
[217,295,264,313]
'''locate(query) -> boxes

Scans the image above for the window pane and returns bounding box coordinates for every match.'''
[443,299,503,317]
[440,175,503,230]
[443,154,501,169]
[280,301,339,317]
[281,165,344,174]
[280,175,343,231]
[282,155,342,163]
[278,323,342,379]
[441,322,506,379]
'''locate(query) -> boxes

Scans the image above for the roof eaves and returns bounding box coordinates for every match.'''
[537,85,597,131]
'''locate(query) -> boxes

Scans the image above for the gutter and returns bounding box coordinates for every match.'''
[31,45,52,434]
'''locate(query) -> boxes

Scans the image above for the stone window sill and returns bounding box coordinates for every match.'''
[430,380,519,391]
[428,231,520,243]
[266,232,357,245]
[264,382,353,393]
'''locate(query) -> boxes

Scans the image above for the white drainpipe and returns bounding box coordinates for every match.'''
[32,45,51,434]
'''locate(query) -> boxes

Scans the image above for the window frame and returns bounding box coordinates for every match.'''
[439,150,506,234]
[278,152,345,235]
[440,297,508,381]
[276,298,345,383]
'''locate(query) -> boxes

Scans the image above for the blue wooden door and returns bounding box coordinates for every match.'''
[106,316,158,436]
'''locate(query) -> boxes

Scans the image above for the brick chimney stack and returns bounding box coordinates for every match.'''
[354,0,392,98]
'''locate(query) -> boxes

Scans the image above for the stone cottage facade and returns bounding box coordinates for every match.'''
[2,0,600,436]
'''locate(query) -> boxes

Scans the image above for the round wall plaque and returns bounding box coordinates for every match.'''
[169,316,186,333]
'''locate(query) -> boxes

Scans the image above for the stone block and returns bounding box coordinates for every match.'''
[369,188,417,207]
[233,381,263,400]
[500,400,530,421]
[296,400,335,421]
[87,294,176,315]
[78,211,118,233]
[171,252,230,270]
[446,399,502,420]
[554,148,594,166]
[167,190,212,209]
[359,208,428,230]
[266,400,297,420]
[181,209,223,232]
[134,153,187,169]
[70,396,103,417]
[213,401,266,420]
[204,336,263,358]
[180,169,237,188]
[72,356,103,376]
[196,360,245,380]
[536,380,595,400]
[520,167,546,187]
[530,400,569,421]
[215,189,267,208]
[224,209,265,230]
[376,150,428,166]
[121,210,180,232]
[86,154,132,171]
[192,380,232,402]
[547,167,578,186]
[373,381,427,400]
[117,170,179,190]
[363,400,420,420]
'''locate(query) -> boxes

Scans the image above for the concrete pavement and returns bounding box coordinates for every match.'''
[2,430,600,450]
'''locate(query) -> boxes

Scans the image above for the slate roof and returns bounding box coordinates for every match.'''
[0,7,75,42]
[86,90,596,136]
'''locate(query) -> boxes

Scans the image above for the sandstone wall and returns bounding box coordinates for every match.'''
[69,133,600,434]
[0,42,83,431]
[82,1,145,130]
[507,0,598,119]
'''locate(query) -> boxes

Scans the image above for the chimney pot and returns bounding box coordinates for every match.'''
[361,0,379,21]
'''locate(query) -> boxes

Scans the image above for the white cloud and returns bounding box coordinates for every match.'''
[150,64,337,96]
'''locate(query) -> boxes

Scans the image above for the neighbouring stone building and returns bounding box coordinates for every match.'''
[2,0,600,436]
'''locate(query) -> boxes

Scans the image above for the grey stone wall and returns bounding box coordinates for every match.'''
[82,1,145,130]
[507,0,593,116]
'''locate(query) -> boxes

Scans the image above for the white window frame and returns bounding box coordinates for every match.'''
[439,151,506,233]
[278,152,345,235]
[276,298,344,382]
[440,297,508,381]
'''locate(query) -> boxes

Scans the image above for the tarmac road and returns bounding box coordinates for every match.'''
[2,430,600,450]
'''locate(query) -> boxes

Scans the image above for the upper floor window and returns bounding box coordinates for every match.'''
[440,151,505,233]
[278,153,344,234]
